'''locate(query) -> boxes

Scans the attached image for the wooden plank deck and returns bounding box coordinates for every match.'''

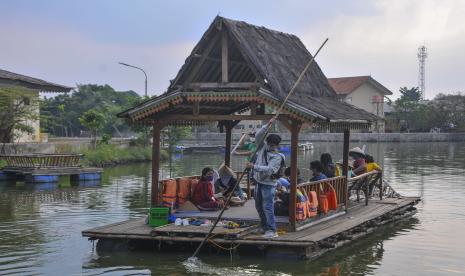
[152,223,256,239]
[82,197,420,250]
[174,200,289,224]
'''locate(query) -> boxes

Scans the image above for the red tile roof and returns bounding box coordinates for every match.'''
[328,76,392,96]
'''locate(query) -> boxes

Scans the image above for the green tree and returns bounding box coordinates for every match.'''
[79,109,105,148]
[0,87,38,147]
[399,87,421,102]
[393,87,430,132]
[429,93,465,131]
[41,84,141,137]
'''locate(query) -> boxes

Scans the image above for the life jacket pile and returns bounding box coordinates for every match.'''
[177,178,191,205]
[162,179,177,208]
[296,189,318,221]
[319,183,338,214]
[161,177,199,208]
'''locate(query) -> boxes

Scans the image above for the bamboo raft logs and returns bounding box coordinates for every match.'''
[82,196,420,259]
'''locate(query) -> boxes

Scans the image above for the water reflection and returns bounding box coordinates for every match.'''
[0,142,464,275]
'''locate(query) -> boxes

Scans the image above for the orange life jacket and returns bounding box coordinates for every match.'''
[326,185,338,210]
[319,183,330,214]
[296,189,308,221]
[162,179,177,208]
[177,178,191,205]
[307,191,318,217]
[190,178,199,199]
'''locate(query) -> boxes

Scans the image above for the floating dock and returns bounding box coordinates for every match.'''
[82,197,420,259]
[0,154,102,183]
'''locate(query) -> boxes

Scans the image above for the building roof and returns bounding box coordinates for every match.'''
[119,17,378,125]
[328,76,393,96]
[0,69,72,93]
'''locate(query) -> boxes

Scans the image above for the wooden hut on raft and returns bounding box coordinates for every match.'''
[83,17,420,258]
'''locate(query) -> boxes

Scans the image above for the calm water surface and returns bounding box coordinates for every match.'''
[0,142,464,275]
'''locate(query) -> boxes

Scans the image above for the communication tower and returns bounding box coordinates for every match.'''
[417,46,427,100]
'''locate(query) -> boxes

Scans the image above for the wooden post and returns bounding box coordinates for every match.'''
[342,129,350,211]
[225,122,232,167]
[193,101,200,116]
[152,122,162,207]
[222,31,228,83]
[250,102,257,116]
[289,120,301,231]
[379,172,383,200]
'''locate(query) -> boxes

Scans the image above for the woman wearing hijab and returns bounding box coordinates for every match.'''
[191,167,224,211]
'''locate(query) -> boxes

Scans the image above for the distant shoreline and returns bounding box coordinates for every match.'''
[181,132,465,144]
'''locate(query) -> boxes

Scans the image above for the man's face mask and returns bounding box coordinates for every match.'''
[267,143,278,151]
[249,137,255,142]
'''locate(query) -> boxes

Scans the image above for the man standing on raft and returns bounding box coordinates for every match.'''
[246,118,283,239]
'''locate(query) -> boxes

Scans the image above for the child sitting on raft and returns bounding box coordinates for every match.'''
[310,161,328,181]
[191,167,224,211]
[365,154,382,172]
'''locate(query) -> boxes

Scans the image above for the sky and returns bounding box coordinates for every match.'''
[1,0,464,99]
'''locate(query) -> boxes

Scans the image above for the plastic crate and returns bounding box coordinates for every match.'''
[149,207,169,227]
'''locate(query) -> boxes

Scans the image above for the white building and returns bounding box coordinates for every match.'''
[0,69,71,142]
[328,76,393,132]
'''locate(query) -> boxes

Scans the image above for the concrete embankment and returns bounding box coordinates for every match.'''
[1,133,463,154]
[180,132,465,145]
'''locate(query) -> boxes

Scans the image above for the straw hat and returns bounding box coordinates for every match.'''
[349,147,365,156]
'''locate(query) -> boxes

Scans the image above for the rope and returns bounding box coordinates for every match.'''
[206,233,240,251]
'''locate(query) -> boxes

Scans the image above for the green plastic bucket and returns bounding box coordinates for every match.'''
[149,207,169,227]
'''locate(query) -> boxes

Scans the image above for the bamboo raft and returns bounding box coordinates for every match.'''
[82,196,420,259]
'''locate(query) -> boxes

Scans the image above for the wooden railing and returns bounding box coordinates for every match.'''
[348,171,383,205]
[297,176,348,210]
[0,154,82,168]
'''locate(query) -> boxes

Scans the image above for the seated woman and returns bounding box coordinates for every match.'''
[320,153,336,178]
[349,147,367,176]
[365,155,382,172]
[310,161,328,181]
[214,165,246,205]
[191,167,224,211]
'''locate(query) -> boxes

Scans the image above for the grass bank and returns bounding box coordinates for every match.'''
[0,159,6,169]
[80,144,168,167]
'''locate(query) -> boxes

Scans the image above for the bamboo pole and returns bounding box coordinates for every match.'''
[190,38,329,259]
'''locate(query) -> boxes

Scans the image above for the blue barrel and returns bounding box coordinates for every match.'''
[77,180,101,187]
[33,182,58,191]
[75,172,102,181]
[0,171,9,181]
[29,175,59,183]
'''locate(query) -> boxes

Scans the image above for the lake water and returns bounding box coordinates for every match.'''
[1,142,464,275]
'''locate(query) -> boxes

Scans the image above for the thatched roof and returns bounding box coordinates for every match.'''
[0,69,72,93]
[119,16,378,124]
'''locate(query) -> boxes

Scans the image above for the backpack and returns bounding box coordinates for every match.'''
[264,150,286,180]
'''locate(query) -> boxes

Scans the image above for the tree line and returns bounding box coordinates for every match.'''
[387,87,465,132]
[40,84,141,138]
